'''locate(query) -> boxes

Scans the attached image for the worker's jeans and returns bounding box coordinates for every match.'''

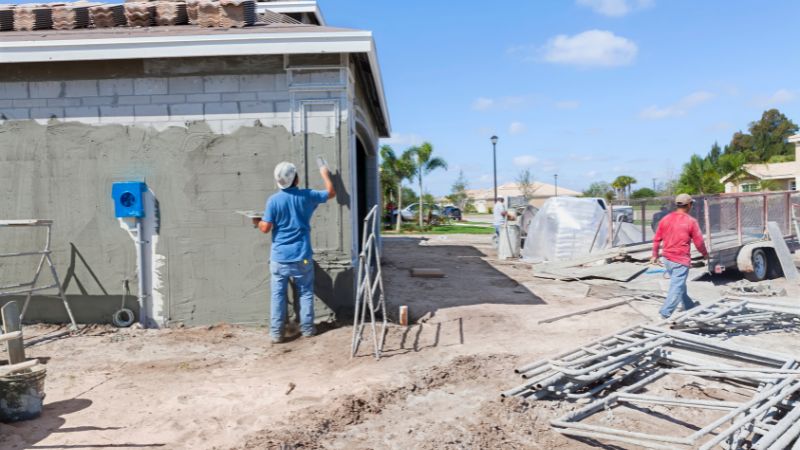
[660,258,697,319]
[270,259,315,338]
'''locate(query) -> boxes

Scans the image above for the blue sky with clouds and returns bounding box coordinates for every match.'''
[3,0,798,195]
[325,0,800,195]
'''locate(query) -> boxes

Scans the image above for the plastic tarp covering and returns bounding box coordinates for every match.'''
[521,197,610,263]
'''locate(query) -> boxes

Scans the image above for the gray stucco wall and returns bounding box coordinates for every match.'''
[0,54,375,327]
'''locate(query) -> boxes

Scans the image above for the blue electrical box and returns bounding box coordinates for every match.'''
[112,181,147,218]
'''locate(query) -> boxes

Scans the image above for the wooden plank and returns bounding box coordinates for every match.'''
[0,331,22,343]
[0,359,37,376]
[767,221,799,282]
[1,301,25,364]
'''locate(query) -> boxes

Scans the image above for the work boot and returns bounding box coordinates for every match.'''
[271,335,284,344]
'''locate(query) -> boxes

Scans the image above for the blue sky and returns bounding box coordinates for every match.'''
[3,0,798,195]
[325,0,800,195]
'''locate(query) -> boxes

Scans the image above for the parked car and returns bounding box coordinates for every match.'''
[593,198,634,223]
[399,203,443,222]
[442,205,462,221]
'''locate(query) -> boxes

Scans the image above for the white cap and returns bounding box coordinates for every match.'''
[274,162,297,189]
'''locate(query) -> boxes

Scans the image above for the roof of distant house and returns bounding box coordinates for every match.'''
[466,181,581,200]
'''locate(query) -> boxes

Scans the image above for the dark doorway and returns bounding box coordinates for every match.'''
[356,138,368,250]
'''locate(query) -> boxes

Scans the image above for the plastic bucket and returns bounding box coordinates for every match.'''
[0,366,46,422]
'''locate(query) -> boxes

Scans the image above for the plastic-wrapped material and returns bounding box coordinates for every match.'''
[521,197,609,262]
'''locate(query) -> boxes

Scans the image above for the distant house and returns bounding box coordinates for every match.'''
[466,181,581,212]
[721,134,800,193]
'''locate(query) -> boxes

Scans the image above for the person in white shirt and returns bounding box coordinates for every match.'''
[493,198,507,238]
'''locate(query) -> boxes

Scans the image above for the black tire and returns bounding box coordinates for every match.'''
[744,248,769,282]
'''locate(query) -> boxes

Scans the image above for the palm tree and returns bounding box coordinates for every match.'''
[718,153,748,192]
[612,175,637,200]
[677,155,722,194]
[379,145,417,231]
[410,142,447,228]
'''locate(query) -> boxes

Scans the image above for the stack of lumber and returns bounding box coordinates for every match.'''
[154,1,187,25]
[51,3,90,30]
[0,7,14,31]
[218,0,254,28]
[13,5,53,31]
[195,0,218,27]
[185,0,199,24]
[89,4,125,28]
[124,2,155,27]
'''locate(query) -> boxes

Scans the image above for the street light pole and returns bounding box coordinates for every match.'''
[652,178,657,191]
[490,135,498,201]
[554,174,558,197]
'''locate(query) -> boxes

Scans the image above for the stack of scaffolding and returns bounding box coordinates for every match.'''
[88,4,125,28]
[218,0,254,28]
[13,5,53,31]
[503,299,800,448]
[124,2,156,27]
[154,1,188,25]
[0,7,14,31]
[51,4,91,30]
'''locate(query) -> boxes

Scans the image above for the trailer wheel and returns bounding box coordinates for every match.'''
[744,248,769,282]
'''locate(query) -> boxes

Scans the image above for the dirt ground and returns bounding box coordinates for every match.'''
[2,234,798,449]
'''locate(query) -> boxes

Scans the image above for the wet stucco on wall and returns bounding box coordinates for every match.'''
[0,119,355,326]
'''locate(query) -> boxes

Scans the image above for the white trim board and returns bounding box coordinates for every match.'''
[256,1,326,25]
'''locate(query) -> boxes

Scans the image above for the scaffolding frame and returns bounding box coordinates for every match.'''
[350,205,387,359]
[0,220,78,330]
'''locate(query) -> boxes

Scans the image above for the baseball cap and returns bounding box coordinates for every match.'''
[274,162,297,189]
[675,193,694,206]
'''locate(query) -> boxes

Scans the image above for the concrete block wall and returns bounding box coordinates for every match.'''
[0,74,291,134]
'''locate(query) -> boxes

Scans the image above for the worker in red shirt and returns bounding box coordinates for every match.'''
[650,193,709,319]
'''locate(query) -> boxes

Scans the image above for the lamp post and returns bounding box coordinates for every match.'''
[490,135,498,201]
[652,178,657,192]
[554,174,558,197]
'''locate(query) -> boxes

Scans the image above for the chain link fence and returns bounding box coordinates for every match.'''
[611,191,800,252]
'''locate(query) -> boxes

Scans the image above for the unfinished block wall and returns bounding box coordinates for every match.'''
[0,54,378,327]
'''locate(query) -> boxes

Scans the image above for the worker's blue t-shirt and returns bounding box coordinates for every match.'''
[263,187,330,263]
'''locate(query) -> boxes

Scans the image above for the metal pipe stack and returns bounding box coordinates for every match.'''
[502,299,800,448]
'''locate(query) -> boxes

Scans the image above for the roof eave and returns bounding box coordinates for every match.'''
[255,1,326,26]
[0,30,391,136]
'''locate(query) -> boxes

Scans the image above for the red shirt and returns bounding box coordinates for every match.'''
[652,211,708,267]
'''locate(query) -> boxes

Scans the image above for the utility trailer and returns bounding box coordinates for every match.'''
[620,192,800,281]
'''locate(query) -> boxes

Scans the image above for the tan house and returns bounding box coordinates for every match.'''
[721,134,800,193]
[466,181,581,212]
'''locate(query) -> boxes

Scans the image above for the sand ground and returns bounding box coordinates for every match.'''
[1,234,798,449]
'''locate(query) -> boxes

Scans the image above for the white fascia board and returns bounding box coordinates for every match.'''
[256,1,326,26]
[365,40,391,136]
[0,31,371,64]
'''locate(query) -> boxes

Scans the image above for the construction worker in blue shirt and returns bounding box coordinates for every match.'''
[254,160,335,343]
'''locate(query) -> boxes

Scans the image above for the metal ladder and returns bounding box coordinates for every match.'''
[0,220,78,331]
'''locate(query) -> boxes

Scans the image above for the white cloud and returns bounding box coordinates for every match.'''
[540,30,638,68]
[639,91,714,120]
[472,97,494,111]
[576,0,654,17]
[752,89,796,108]
[555,100,581,110]
[381,132,424,147]
[471,95,529,111]
[513,155,539,168]
[509,121,527,135]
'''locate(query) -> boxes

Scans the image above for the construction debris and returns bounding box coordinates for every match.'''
[724,279,787,297]
[504,296,800,448]
[537,293,664,324]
